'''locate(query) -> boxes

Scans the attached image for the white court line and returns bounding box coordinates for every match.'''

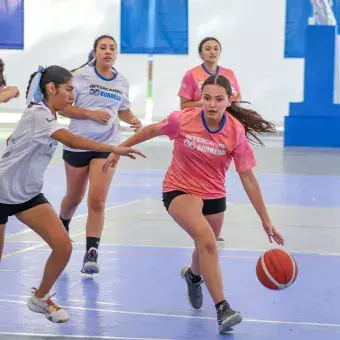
[4,229,33,239]
[2,244,48,259]
[2,200,146,259]
[0,298,339,329]
[4,199,144,240]
[0,332,174,340]
[4,240,340,257]
[4,294,121,307]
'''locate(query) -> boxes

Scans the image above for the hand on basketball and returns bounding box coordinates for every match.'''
[262,221,284,245]
[130,117,142,132]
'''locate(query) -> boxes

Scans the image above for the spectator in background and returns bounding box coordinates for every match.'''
[0,58,20,104]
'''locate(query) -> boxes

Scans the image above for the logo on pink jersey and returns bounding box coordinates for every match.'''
[184,134,227,155]
[184,138,197,149]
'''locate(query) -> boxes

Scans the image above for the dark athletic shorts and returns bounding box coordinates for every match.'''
[62,150,111,168]
[162,190,226,216]
[0,193,50,224]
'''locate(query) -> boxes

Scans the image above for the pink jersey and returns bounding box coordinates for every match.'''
[157,108,256,199]
[178,65,240,102]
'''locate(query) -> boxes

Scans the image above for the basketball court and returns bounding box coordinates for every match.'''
[1,133,340,339]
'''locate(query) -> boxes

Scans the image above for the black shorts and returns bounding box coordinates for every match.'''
[0,193,50,225]
[63,150,111,168]
[162,190,226,216]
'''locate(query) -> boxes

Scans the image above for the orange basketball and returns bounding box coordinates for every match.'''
[256,249,298,290]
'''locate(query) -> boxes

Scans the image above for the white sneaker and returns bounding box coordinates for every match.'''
[27,288,70,323]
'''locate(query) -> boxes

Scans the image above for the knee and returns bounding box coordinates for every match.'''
[88,197,106,213]
[54,237,73,260]
[196,232,218,255]
[65,194,84,208]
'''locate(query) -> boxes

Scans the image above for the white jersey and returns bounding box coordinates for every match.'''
[0,103,63,204]
[64,66,131,152]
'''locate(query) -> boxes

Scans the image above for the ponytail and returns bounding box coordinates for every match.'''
[26,71,38,99]
[25,66,72,104]
[70,34,116,73]
[201,74,275,146]
[70,60,91,73]
[227,101,275,146]
[70,50,94,73]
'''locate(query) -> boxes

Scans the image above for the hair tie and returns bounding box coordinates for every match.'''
[26,65,45,104]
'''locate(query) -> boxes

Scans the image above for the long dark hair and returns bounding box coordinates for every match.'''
[0,58,6,87]
[201,75,275,145]
[70,34,117,73]
[26,66,72,102]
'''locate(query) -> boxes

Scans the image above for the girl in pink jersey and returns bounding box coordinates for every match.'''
[103,75,284,333]
[178,37,241,241]
[178,37,241,111]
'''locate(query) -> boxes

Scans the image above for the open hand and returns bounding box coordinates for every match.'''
[102,147,146,173]
[262,221,284,245]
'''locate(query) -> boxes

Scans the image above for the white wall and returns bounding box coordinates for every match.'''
[1,0,305,126]
[152,0,305,126]
[0,0,148,118]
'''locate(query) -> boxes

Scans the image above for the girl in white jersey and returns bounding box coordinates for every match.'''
[0,65,144,323]
[0,58,20,103]
[58,35,142,274]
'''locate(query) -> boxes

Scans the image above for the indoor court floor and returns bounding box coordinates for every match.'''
[1,131,340,340]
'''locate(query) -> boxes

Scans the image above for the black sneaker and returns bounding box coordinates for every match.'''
[181,266,204,309]
[81,247,100,274]
[217,301,242,333]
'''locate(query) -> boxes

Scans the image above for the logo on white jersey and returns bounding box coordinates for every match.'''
[89,89,100,96]
[89,84,122,101]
